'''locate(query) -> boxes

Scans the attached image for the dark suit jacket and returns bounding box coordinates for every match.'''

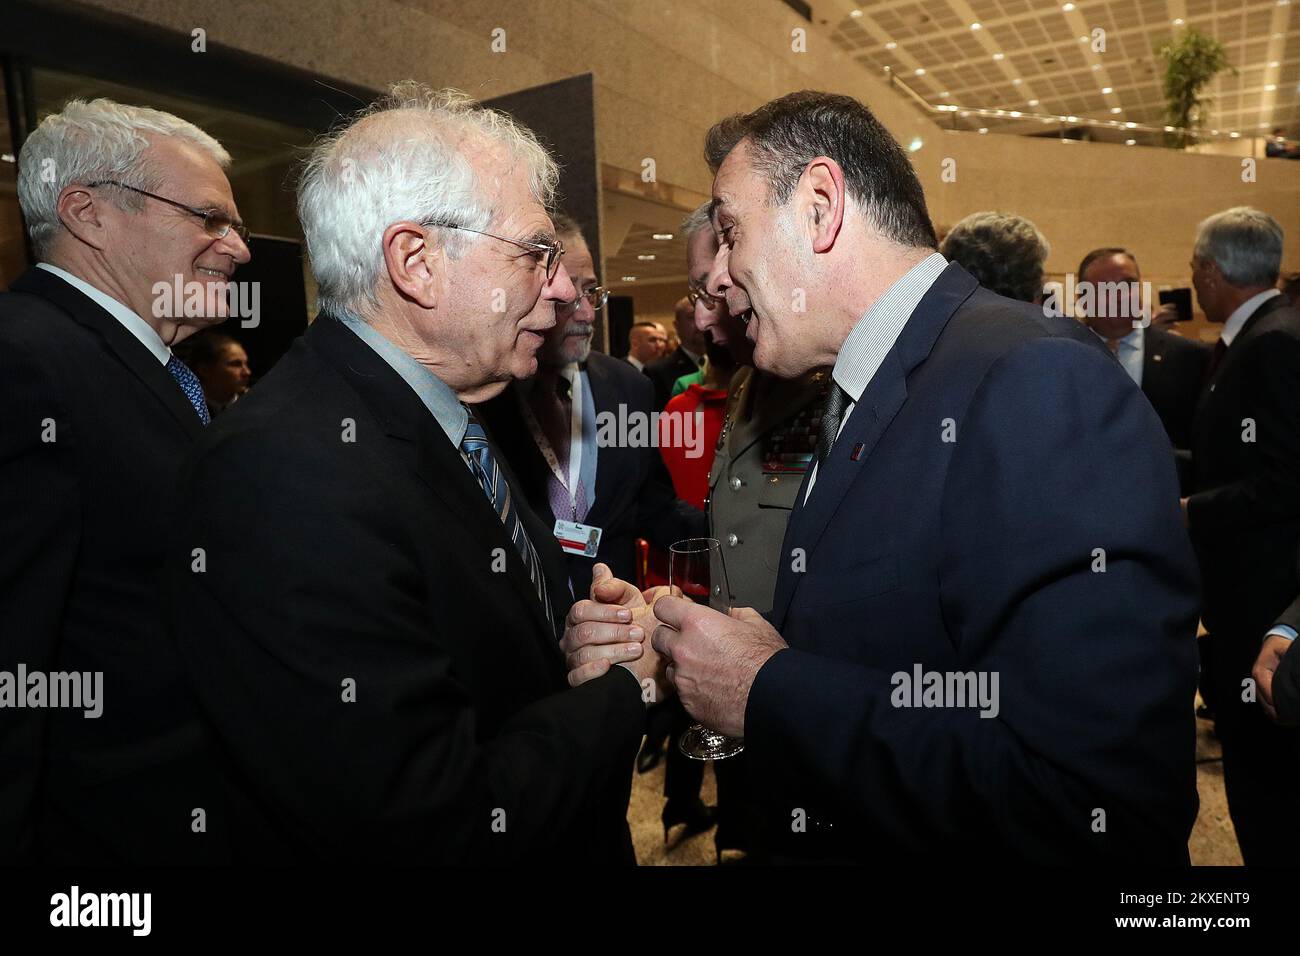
[644,346,700,411]
[167,315,646,864]
[477,349,704,601]
[0,267,219,864]
[1272,550,1300,726]
[745,265,1201,865]
[1189,294,1300,697]
[1142,326,1210,493]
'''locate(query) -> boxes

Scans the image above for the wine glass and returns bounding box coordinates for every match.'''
[669,537,745,761]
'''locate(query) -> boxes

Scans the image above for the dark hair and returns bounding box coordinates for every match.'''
[630,320,663,330]
[704,90,937,249]
[552,212,584,242]
[175,330,241,369]
[940,211,1048,303]
[1077,247,1138,283]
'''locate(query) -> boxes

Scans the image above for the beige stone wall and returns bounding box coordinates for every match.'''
[79,0,1300,338]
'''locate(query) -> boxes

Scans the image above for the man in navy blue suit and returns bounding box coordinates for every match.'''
[565,91,1201,864]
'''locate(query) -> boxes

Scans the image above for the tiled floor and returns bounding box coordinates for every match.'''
[630,706,1242,866]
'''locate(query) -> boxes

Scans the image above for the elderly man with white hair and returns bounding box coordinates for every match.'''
[0,98,250,864]
[167,82,658,864]
[1184,206,1300,867]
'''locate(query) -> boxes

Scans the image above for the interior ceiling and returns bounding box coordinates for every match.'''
[825,0,1298,137]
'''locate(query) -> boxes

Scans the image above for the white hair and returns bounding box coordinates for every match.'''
[1195,207,1284,289]
[681,202,713,242]
[17,98,231,259]
[297,81,560,318]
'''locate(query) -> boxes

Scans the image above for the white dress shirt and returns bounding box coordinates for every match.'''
[1093,326,1145,387]
[805,252,948,502]
[1219,288,1282,347]
[36,262,171,364]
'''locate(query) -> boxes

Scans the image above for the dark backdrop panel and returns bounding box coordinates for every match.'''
[484,74,606,352]
[223,236,308,380]
[607,295,634,360]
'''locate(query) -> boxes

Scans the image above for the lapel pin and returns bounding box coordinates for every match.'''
[850,442,865,461]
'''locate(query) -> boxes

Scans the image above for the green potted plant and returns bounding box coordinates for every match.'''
[1156,27,1234,148]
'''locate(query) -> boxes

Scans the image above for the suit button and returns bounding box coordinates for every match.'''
[730,476,743,490]
[727,533,740,547]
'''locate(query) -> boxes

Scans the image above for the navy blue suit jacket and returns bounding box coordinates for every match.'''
[746,264,1201,865]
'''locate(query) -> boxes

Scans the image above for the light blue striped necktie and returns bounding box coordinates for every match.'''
[459,406,554,630]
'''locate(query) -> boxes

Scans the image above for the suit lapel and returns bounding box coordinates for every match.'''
[308,317,563,657]
[769,262,977,628]
[1195,294,1288,417]
[13,268,203,438]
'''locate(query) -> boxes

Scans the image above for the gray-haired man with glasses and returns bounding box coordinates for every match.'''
[1,97,250,864]
[167,83,662,864]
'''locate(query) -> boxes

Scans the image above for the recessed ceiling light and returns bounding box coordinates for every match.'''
[1079,36,1088,42]
[1063,2,1076,10]
[992,52,1005,60]
[1110,106,1122,113]
[850,8,863,16]
[1028,99,1039,106]
[1125,139,1136,146]
[1270,61,1280,68]
[1173,17,1184,25]
[978,128,989,134]
[1266,84,1278,91]
[940,91,950,97]
[1009,110,1022,117]
[885,41,898,50]
[621,276,638,282]
[908,137,924,151]
[636,254,656,261]
[652,233,673,241]
[970,22,981,30]
[1164,126,1176,132]
[1067,115,1079,122]
[915,67,926,76]
[1091,64,1101,71]
[1230,131,1240,138]
[1101,87,1113,94]
[1012,78,1022,85]
[1125,121,1137,128]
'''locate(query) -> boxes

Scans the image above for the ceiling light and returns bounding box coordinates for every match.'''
[1110,106,1122,113]
[1125,121,1137,128]
[992,52,1005,60]
[908,137,924,151]
[1079,36,1088,42]
[850,8,863,16]
[621,276,638,282]
[1265,84,1277,91]
[1067,115,1079,123]
[1230,131,1240,138]
[1270,61,1280,68]
[885,41,898,50]
[652,233,673,241]
[636,254,656,261]
[1012,78,1022,85]
[915,67,926,76]
[1173,17,1184,25]
[1091,64,1101,71]
[978,128,989,134]
[970,22,981,30]
[1027,99,1039,106]
[1125,139,1136,146]
[1063,2,1076,10]
[1009,110,1022,117]
[1101,87,1112,94]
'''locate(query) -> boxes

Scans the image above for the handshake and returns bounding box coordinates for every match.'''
[558,563,789,737]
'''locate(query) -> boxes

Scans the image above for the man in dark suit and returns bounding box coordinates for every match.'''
[168,83,656,864]
[1077,248,1209,492]
[571,92,1201,864]
[477,217,704,604]
[644,297,706,410]
[0,98,250,864]
[1184,207,1300,866]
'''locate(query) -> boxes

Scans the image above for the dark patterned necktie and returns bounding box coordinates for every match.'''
[166,355,211,425]
[1203,338,1228,386]
[460,407,554,628]
[814,381,849,470]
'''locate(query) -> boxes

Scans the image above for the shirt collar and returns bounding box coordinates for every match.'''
[36,262,172,365]
[833,252,948,403]
[335,310,468,447]
[1221,288,1282,346]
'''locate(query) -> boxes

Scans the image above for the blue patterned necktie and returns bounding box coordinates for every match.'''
[166,355,211,425]
[459,407,554,630]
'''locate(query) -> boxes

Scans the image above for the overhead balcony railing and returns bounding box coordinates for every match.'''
[883,67,1270,153]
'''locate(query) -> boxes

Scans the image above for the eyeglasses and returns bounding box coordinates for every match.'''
[569,286,610,310]
[425,220,565,282]
[686,285,723,309]
[86,180,250,244]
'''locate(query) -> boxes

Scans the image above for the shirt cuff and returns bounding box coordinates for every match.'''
[1266,625,1298,642]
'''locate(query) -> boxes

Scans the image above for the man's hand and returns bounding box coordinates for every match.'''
[651,597,787,738]
[1252,634,1294,721]
[560,563,670,695]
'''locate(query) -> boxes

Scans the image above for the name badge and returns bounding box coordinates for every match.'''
[554,519,602,557]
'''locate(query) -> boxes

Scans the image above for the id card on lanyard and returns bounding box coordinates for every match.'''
[520,368,601,556]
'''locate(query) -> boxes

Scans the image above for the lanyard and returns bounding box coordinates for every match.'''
[519,368,597,520]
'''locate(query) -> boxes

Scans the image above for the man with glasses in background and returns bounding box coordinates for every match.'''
[0,98,250,864]
[478,214,704,604]
[168,85,663,864]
